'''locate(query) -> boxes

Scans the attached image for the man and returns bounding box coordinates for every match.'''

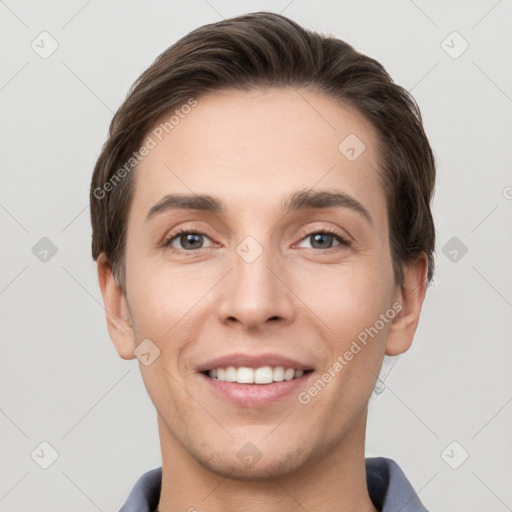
[90,11,435,512]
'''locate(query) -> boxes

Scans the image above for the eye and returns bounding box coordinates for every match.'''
[163,229,214,251]
[162,227,350,253]
[297,228,350,250]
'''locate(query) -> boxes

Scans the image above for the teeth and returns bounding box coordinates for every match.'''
[253,367,271,384]
[283,368,295,381]
[237,367,255,384]
[225,366,237,382]
[207,366,307,384]
[273,366,284,381]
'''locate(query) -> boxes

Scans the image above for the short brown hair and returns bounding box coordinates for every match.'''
[90,11,436,291]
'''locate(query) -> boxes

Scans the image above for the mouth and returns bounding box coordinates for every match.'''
[199,366,315,407]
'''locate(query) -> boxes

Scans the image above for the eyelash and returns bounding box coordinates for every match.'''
[162,227,351,254]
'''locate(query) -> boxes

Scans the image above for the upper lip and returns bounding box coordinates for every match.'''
[197,353,314,372]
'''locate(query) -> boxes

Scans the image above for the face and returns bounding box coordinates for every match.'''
[110,87,411,479]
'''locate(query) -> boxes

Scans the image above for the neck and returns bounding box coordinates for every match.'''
[155,410,378,512]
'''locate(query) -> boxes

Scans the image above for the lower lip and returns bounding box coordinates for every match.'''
[199,371,314,407]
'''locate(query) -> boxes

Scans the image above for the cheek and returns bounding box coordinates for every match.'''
[295,261,393,342]
[126,247,198,335]
[126,260,216,381]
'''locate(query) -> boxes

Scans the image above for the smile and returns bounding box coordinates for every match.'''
[206,366,312,384]
[199,368,315,407]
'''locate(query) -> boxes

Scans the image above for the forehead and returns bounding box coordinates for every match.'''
[129,87,387,231]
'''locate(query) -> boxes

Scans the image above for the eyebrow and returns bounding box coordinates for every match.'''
[145,189,373,226]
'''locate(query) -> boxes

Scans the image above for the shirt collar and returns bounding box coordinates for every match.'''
[119,457,428,512]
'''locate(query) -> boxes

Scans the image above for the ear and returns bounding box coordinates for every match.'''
[385,253,428,356]
[96,253,136,360]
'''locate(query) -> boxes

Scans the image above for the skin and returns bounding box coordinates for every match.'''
[97,87,427,512]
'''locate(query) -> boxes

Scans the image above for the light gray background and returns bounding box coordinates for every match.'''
[1,1,511,511]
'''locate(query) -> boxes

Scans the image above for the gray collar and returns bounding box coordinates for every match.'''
[119,457,428,511]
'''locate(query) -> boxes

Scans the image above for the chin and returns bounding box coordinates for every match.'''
[196,443,309,481]
[208,456,305,481]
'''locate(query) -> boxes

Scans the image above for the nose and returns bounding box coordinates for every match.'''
[216,238,296,330]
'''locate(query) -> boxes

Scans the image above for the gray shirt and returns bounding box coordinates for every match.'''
[119,457,428,511]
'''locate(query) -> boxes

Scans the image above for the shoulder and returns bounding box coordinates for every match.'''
[118,467,162,512]
[365,457,429,512]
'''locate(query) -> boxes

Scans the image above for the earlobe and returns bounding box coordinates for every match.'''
[96,253,136,360]
[384,254,428,356]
